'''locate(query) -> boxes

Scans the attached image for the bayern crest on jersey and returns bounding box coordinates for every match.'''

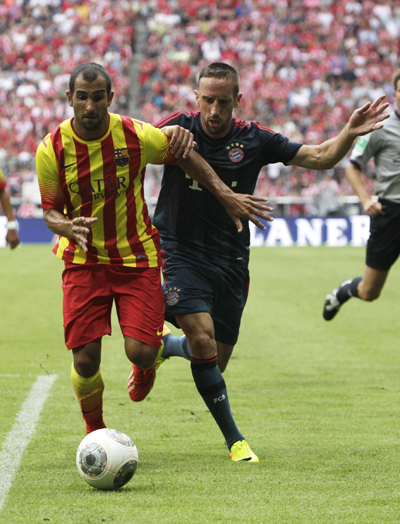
[227,145,244,163]
[113,148,130,167]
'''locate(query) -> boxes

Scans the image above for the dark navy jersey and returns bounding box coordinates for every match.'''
[153,111,302,267]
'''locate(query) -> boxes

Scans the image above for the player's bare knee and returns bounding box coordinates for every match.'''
[218,360,227,373]
[125,339,158,369]
[73,355,99,378]
[188,331,216,358]
[72,343,101,378]
[136,348,158,369]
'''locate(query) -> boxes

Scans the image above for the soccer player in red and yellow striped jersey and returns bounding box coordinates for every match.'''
[36,62,270,435]
[0,167,20,249]
[37,110,174,267]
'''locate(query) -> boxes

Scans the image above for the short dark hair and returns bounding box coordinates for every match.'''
[198,62,240,97]
[69,62,112,94]
[393,70,400,91]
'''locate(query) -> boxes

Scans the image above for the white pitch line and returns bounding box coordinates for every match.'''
[0,374,58,512]
[0,374,37,378]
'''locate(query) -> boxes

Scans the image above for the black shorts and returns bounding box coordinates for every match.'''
[366,198,400,271]
[161,247,249,346]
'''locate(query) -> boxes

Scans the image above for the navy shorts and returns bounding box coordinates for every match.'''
[161,248,249,346]
[366,198,400,271]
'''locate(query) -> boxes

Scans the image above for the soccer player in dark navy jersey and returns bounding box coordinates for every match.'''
[154,111,300,268]
[133,62,389,462]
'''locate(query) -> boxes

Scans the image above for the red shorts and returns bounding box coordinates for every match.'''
[62,263,164,350]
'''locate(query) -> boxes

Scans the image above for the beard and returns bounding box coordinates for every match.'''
[204,116,231,138]
[78,116,102,131]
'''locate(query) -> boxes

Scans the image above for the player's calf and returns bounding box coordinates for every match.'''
[127,325,171,402]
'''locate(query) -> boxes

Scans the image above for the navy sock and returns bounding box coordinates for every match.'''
[337,277,362,303]
[162,334,192,361]
[191,356,243,450]
[349,277,362,298]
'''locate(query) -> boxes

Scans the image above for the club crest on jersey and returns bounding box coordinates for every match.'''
[165,287,180,306]
[226,142,244,163]
[113,148,130,167]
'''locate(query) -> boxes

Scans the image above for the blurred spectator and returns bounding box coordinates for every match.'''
[0,0,136,175]
[316,172,342,217]
[4,0,398,216]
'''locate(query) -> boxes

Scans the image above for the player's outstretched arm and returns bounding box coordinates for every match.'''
[43,209,98,252]
[178,150,273,232]
[289,94,390,171]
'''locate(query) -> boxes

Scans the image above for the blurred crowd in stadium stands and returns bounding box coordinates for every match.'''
[1,0,399,217]
[0,0,137,217]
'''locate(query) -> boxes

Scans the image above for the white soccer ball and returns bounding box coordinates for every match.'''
[76,428,139,490]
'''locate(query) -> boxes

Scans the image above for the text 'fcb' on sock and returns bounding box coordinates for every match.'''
[71,363,106,434]
[191,356,244,450]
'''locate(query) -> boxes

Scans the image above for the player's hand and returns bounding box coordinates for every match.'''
[161,125,197,159]
[6,229,20,249]
[348,94,390,137]
[70,217,98,252]
[224,194,273,233]
[363,198,384,216]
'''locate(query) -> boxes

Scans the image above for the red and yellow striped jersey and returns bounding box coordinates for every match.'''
[0,168,6,191]
[36,113,178,267]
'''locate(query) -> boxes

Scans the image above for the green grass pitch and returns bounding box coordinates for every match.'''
[1,244,400,524]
